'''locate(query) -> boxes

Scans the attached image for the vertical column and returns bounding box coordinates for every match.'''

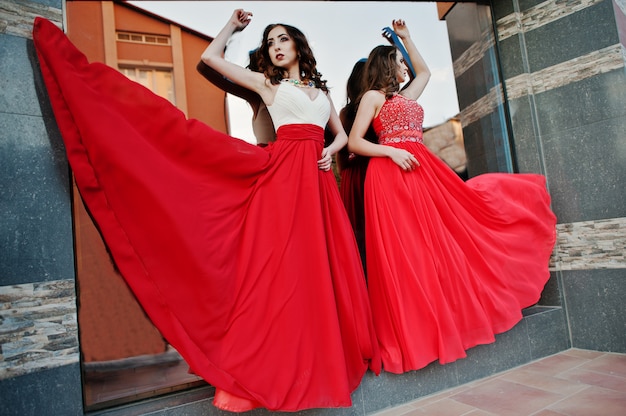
[492,0,626,352]
[0,0,83,415]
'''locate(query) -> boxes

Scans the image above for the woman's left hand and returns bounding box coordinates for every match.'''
[392,19,410,39]
[318,148,333,171]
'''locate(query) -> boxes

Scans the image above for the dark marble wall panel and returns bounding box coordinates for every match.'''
[525,307,571,358]
[446,2,485,63]
[535,69,626,137]
[455,322,531,384]
[0,34,43,116]
[447,3,515,177]
[497,33,525,80]
[508,95,541,174]
[539,72,626,223]
[461,120,490,175]
[539,272,563,307]
[562,269,626,352]
[455,55,490,110]
[488,104,515,172]
[0,9,73,287]
[536,68,626,134]
[463,107,515,176]
[524,0,619,73]
[454,44,501,112]
[360,362,458,414]
[518,0,552,12]
[0,113,73,285]
[0,1,79,412]
[0,363,83,416]
[493,0,515,21]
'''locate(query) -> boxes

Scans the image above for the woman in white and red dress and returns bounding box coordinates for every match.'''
[348,18,557,374]
[33,9,379,413]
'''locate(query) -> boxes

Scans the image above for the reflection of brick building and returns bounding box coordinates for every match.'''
[423,117,466,177]
[64,0,231,366]
[66,0,228,129]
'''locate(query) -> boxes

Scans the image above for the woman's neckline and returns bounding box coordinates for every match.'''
[281,78,315,89]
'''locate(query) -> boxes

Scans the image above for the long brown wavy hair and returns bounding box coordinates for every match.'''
[257,24,328,92]
[359,45,400,102]
[342,59,367,129]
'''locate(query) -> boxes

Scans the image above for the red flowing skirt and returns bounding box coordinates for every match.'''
[33,17,379,411]
[364,140,556,374]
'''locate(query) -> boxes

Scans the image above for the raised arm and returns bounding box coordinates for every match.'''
[392,19,431,101]
[201,9,269,99]
[196,60,260,105]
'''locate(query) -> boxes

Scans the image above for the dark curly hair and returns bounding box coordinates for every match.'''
[360,45,400,102]
[246,48,262,73]
[257,24,328,92]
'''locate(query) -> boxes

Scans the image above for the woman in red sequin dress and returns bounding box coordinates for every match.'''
[33,9,379,412]
[348,19,557,374]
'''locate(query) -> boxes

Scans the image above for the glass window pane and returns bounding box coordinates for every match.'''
[154,70,176,104]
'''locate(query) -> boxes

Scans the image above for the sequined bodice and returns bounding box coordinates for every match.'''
[373,94,424,145]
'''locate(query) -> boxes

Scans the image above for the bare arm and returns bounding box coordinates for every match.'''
[200,9,270,101]
[348,91,419,171]
[393,19,431,101]
[325,95,348,154]
[196,61,260,106]
[318,93,348,171]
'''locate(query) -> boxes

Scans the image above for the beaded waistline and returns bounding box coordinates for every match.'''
[379,136,423,145]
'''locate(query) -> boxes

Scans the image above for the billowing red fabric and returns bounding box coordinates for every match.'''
[33,17,379,411]
[365,95,557,374]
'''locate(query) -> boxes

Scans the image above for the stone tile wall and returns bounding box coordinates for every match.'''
[493,0,626,353]
[0,1,83,415]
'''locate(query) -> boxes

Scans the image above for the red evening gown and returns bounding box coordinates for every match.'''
[33,17,380,411]
[364,94,557,374]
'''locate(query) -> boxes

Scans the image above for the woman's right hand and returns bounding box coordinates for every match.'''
[387,147,419,171]
[229,9,253,32]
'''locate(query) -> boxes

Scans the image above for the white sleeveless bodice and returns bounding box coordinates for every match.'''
[267,82,330,130]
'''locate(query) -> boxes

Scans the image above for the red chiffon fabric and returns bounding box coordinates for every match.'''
[33,17,379,411]
[365,95,557,374]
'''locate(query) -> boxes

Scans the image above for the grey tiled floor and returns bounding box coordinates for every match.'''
[370,348,626,416]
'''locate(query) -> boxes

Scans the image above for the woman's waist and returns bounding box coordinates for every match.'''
[378,134,423,145]
[276,124,324,143]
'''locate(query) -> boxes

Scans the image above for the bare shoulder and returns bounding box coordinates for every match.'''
[362,89,386,104]
[360,90,386,112]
